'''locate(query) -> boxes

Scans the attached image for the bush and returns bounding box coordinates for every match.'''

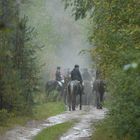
[46,90,62,102]
[0,109,11,125]
[92,119,133,140]
[108,67,140,140]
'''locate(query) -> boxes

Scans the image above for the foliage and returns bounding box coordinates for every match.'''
[92,119,132,140]
[0,109,11,125]
[45,90,62,102]
[108,68,140,139]
[0,0,64,128]
[0,0,40,119]
[63,0,140,139]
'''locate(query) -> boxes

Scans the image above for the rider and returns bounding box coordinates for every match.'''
[82,68,92,81]
[71,65,84,94]
[55,66,63,87]
[71,65,83,84]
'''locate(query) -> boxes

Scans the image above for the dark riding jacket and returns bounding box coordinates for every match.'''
[71,68,83,83]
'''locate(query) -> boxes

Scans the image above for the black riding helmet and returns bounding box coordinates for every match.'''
[57,66,61,70]
[74,64,79,68]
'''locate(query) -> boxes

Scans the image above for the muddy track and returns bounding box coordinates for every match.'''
[0,106,107,140]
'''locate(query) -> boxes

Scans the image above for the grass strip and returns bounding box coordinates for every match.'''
[33,121,74,140]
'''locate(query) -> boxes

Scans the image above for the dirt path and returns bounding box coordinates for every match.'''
[60,106,106,140]
[0,106,107,140]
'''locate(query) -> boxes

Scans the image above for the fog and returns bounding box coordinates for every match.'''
[45,0,92,72]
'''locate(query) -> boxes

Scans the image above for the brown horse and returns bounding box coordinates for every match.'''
[67,80,83,111]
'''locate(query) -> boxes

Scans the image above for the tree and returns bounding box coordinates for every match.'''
[0,0,40,115]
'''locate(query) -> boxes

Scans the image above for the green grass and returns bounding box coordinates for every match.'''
[0,116,30,134]
[0,101,65,134]
[33,121,74,140]
[91,121,133,140]
[33,102,65,120]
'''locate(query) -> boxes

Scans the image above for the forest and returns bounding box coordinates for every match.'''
[0,0,140,140]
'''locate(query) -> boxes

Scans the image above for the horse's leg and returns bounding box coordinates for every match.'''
[80,93,82,110]
[63,89,67,105]
[72,93,76,111]
[67,94,71,111]
[99,92,103,109]
[96,92,100,109]
[69,98,72,111]
[67,87,71,111]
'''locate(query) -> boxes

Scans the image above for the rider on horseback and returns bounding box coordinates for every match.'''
[71,65,83,83]
[55,66,63,87]
[82,68,92,81]
[71,65,84,94]
[67,65,83,110]
[55,66,62,81]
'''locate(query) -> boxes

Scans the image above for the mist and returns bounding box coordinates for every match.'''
[45,0,92,72]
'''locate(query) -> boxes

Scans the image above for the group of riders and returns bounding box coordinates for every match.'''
[55,65,92,88]
[47,64,105,110]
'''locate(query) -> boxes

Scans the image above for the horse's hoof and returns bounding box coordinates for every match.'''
[97,106,102,109]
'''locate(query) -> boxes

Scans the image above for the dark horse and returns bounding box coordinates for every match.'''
[93,79,105,109]
[63,76,71,104]
[82,80,93,105]
[45,80,64,97]
[67,80,83,111]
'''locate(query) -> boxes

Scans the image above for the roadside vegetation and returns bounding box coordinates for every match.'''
[91,119,132,140]
[63,0,140,140]
[33,121,74,140]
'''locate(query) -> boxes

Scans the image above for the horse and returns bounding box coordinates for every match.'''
[63,76,71,105]
[82,80,93,105]
[93,79,105,109]
[45,80,64,98]
[67,80,83,111]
